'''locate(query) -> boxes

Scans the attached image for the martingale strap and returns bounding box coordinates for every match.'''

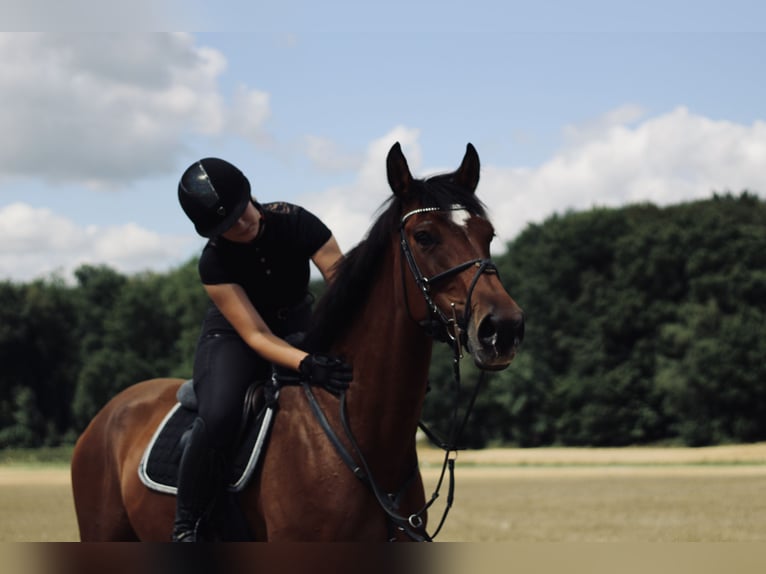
[300,382,433,542]
[274,367,436,540]
[301,383,364,480]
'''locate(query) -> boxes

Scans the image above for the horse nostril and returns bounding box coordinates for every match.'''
[477,314,498,345]
[477,313,525,352]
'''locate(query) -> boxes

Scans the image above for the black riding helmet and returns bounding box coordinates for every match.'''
[178,158,252,237]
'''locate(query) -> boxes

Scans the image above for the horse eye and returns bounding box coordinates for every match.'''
[413,230,436,247]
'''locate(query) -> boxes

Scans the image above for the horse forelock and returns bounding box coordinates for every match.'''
[305,174,487,353]
[420,173,487,217]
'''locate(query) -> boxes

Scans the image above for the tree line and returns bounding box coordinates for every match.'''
[1,192,764,449]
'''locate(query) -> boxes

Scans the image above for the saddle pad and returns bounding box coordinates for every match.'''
[138,401,276,495]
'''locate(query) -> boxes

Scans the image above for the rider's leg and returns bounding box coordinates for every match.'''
[172,417,224,542]
[173,325,267,542]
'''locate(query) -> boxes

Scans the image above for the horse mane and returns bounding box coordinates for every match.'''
[305,172,487,353]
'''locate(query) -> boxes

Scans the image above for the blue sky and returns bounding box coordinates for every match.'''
[1,1,765,281]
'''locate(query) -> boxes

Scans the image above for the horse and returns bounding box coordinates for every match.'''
[71,142,525,541]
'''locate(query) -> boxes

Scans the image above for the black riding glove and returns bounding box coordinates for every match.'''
[298,353,353,394]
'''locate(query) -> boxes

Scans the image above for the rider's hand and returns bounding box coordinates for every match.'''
[298,353,353,394]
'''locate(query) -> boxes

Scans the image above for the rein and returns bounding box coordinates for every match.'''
[398,206,498,538]
[301,384,433,541]
[288,206,499,541]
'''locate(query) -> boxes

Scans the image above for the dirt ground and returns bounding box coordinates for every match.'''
[417,441,766,467]
[2,443,766,542]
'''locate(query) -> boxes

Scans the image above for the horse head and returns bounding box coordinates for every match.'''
[386,142,525,370]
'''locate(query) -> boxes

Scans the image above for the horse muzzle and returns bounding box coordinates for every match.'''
[465,307,525,370]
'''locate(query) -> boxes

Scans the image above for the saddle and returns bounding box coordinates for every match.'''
[138,374,280,495]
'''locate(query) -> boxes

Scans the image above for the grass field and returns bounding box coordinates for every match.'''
[2,443,766,542]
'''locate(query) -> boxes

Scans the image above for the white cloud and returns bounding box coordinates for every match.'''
[0,33,230,187]
[0,202,194,282]
[306,108,766,256]
[562,103,646,145]
[3,105,764,283]
[479,107,766,250]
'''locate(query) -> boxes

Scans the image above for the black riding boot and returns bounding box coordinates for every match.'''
[172,417,225,542]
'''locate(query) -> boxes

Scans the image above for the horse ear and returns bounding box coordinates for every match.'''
[386,142,413,198]
[454,143,480,194]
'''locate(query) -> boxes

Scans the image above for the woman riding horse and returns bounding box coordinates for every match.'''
[71,142,524,541]
[173,158,352,541]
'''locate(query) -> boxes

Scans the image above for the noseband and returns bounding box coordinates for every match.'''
[399,206,498,348]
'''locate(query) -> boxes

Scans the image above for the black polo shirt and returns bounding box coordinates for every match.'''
[198,202,331,323]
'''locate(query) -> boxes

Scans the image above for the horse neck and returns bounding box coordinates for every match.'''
[337,242,433,455]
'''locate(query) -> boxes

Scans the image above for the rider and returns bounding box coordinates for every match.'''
[174,157,353,542]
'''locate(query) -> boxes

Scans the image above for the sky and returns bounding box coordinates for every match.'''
[1,1,765,282]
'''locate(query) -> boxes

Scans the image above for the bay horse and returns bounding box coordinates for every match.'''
[71,142,525,541]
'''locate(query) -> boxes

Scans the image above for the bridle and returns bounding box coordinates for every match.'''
[399,206,499,351]
[289,205,502,541]
[396,205,501,538]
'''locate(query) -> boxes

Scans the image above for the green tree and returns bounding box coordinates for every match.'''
[0,387,45,448]
[156,258,209,378]
[480,192,766,446]
[0,278,79,446]
[3,193,764,449]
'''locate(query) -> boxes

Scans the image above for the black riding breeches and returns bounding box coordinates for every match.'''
[192,327,270,450]
[191,299,311,449]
